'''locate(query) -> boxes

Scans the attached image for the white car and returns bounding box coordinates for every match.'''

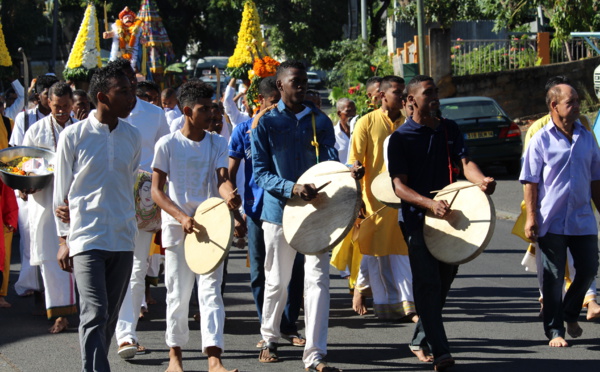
[307,72,323,89]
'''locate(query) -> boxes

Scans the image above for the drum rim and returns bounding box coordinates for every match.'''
[184,197,234,274]
[423,181,496,265]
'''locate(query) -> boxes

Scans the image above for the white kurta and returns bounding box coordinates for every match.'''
[53,114,142,256]
[23,116,76,265]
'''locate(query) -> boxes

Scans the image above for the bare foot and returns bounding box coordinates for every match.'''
[567,322,583,338]
[410,313,419,323]
[549,336,569,347]
[586,300,600,320]
[207,346,239,372]
[352,291,367,315]
[49,317,68,334]
[165,347,184,372]
[0,296,11,308]
[139,306,148,320]
[411,349,434,362]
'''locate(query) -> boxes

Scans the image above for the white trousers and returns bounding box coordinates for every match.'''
[164,241,225,353]
[365,254,414,305]
[14,198,41,295]
[115,230,154,345]
[40,258,76,318]
[536,244,596,300]
[261,222,330,368]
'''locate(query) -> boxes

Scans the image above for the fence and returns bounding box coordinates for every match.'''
[451,35,600,76]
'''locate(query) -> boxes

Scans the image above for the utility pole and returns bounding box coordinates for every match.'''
[49,0,58,73]
[361,0,367,40]
[416,0,425,74]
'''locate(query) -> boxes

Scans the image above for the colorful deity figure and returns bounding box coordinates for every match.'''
[103,6,143,71]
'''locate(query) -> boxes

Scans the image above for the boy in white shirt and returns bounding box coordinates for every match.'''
[151,80,242,372]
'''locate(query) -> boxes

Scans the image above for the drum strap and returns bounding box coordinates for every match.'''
[444,124,459,183]
[310,113,320,163]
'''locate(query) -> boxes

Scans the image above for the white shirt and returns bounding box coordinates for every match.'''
[124,98,170,172]
[4,80,25,120]
[165,106,182,126]
[152,130,228,248]
[23,115,76,264]
[54,114,141,256]
[169,115,184,133]
[334,121,351,165]
[9,106,48,146]
[223,85,250,126]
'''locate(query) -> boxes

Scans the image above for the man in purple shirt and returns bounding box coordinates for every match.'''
[521,83,600,347]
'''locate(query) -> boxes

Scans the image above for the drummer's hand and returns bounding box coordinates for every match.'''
[293,183,318,201]
[233,212,247,239]
[430,199,451,218]
[226,192,242,211]
[524,218,538,242]
[55,200,70,223]
[57,238,73,273]
[181,216,196,234]
[480,177,496,195]
[350,161,364,180]
[357,199,367,219]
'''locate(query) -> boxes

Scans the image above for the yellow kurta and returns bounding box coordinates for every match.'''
[349,108,407,256]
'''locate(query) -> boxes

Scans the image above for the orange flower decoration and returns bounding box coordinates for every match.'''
[253,56,280,78]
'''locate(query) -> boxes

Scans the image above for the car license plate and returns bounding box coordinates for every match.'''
[202,69,211,75]
[465,131,494,140]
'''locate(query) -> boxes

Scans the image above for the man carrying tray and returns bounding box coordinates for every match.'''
[151,80,242,372]
[251,60,363,372]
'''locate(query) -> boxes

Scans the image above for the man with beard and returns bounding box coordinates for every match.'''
[388,75,495,370]
[23,82,78,334]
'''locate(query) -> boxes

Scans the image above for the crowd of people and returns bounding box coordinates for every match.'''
[0,57,598,372]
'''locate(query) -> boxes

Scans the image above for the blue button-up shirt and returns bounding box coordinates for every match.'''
[520,119,600,237]
[251,100,339,225]
[229,118,264,219]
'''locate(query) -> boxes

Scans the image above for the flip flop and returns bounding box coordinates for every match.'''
[258,342,279,363]
[306,360,343,372]
[282,333,306,347]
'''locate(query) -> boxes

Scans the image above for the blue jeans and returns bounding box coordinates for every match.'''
[406,229,457,362]
[73,250,133,372]
[247,216,304,335]
[538,233,598,340]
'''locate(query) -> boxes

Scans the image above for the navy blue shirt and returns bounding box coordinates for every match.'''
[387,117,468,232]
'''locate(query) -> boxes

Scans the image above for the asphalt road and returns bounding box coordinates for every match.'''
[1,168,599,372]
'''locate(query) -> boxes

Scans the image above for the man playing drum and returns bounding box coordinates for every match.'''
[151,80,242,372]
[251,60,362,372]
[387,75,495,371]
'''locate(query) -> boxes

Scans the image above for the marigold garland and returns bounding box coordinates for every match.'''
[226,1,266,79]
[0,22,12,67]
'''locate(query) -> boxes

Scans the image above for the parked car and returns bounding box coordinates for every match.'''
[307,71,323,89]
[439,96,522,174]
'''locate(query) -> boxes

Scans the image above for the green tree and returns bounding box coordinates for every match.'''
[395,0,485,28]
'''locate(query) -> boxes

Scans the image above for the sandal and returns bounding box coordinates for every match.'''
[306,360,343,372]
[282,333,306,347]
[433,356,455,371]
[258,342,279,363]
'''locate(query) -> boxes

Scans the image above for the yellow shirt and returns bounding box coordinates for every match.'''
[0,117,12,150]
[348,108,407,256]
[523,114,592,152]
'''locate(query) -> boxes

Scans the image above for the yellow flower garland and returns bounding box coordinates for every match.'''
[0,22,12,67]
[66,3,102,70]
[227,1,265,68]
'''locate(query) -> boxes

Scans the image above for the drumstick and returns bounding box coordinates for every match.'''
[199,188,237,214]
[447,189,460,209]
[359,205,387,225]
[431,182,483,195]
[314,169,351,177]
[315,181,331,192]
